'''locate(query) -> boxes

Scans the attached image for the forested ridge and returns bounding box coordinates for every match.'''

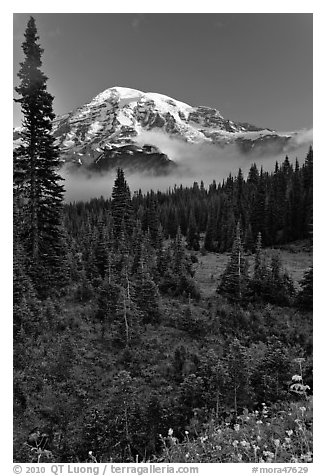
[13,17,313,464]
[65,146,313,253]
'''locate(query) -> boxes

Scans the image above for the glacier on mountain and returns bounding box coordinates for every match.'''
[14,86,309,173]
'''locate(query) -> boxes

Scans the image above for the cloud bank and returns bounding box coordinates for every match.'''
[62,128,312,203]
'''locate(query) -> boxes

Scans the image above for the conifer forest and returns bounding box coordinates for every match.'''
[13,17,313,464]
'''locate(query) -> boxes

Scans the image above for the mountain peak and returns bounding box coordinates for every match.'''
[14,85,297,174]
[90,86,143,105]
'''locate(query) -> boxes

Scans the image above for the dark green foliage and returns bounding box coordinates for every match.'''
[143,192,160,247]
[111,168,134,241]
[13,75,313,464]
[250,338,293,404]
[250,232,269,299]
[224,338,251,412]
[248,235,296,307]
[95,279,121,337]
[265,253,296,306]
[218,223,249,302]
[303,146,313,239]
[134,268,161,325]
[177,305,203,337]
[204,210,217,251]
[93,221,109,278]
[14,17,67,296]
[186,210,200,251]
[297,267,313,310]
[250,169,266,243]
[156,227,200,300]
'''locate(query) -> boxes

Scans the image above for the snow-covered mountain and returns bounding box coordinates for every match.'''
[13,86,307,174]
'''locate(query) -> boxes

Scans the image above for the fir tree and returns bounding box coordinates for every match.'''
[186,209,200,251]
[95,278,121,338]
[250,169,266,243]
[266,253,295,306]
[218,223,249,302]
[134,267,161,325]
[14,16,66,296]
[111,168,134,242]
[204,210,217,252]
[155,224,168,279]
[173,226,186,277]
[225,338,251,413]
[297,267,313,311]
[303,146,313,239]
[250,232,268,299]
[288,162,305,241]
[94,220,109,279]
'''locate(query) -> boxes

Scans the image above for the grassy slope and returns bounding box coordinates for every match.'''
[14,241,313,462]
[193,241,313,297]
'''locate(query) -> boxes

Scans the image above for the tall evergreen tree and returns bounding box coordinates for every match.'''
[303,146,313,239]
[218,223,249,302]
[186,209,200,251]
[14,16,66,295]
[250,232,268,300]
[111,168,133,242]
[250,169,266,243]
[134,266,161,325]
[94,220,109,279]
[204,209,217,252]
[297,267,313,311]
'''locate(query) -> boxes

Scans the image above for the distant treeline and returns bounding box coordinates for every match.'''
[65,146,313,253]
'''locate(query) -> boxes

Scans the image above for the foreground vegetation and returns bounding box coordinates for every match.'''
[13,16,313,464]
[13,226,313,462]
[160,399,313,463]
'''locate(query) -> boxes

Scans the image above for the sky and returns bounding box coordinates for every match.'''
[13,13,313,131]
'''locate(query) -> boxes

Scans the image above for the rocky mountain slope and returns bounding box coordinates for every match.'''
[14,86,306,174]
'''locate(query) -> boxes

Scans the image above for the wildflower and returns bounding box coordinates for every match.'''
[232,440,239,447]
[88,451,93,455]
[292,374,302,382]
[299,406,306,413]
[234,424,240,432]
[200,436,208,443]
[185,453,189,459]
[185,430,189,435]
[168,428,173,436]
[215,445,222,450]
[273,439,280,448]
[301,451,313,462]
[263,451,275,458]
[257,435,261,442]
[237,453,243,461]
[290,383,307,394]
[286,430,293,436]
[294,357,305,364]
[256,420,263,425]
[240,440,250,449]
[284,438,291,444]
